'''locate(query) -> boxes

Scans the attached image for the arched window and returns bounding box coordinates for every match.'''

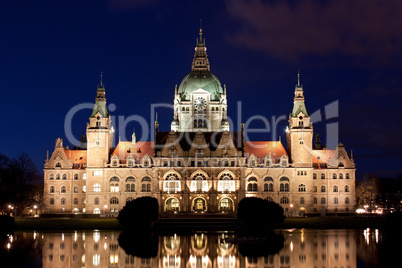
[128,161,133,167]
[112,161,118,167]
[126,177,135,192]
[142,177,151,192]
[333,185,338,192]
[82,186,86,193]
[247,177,258,192]
[62,174,67,180]
[49,174,54,180]
[333,174,337,179]
[334,197,338,204]
[74,174,78,180]
[82,198,86,205]
[298,184,306,192]
[300,197,305,205]
[56,174,60,180]
[126,197,133,204]
[313,173,317,180]
[321,185,326,192]
[73,198,78,205]
[280,197,289,204]
[50,198,54,205]
[345,185,350,192]
[321,198,326,204]
[110,197,119,205]
[313,197,317,204]
[61,198,66,205]
[55,162,61,168]
[280,177,289,192]
[218,173,235,192]
[94,198,99,205]
[163,174,181,193]
[321,174,325,180]
[346,173,350,179]
[73,186,79,193]
[264,177,274,192]
[313,186,317,192]
[93,184,101,192]
[339,173,344,179]
[61,186,66,193]
[50,186,55,193]
[345,197,350,204]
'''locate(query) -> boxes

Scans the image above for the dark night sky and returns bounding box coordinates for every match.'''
[1,0,401,178]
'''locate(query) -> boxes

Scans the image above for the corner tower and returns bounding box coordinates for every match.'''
[171,28,229,132]
[86,74,114,167]
[286,72,313,167]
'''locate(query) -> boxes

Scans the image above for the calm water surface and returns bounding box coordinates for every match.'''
[1,228,398,268]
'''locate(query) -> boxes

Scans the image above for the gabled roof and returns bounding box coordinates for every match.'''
[63,149,87,169]
[244,141,287,162]
[112,141,154,162]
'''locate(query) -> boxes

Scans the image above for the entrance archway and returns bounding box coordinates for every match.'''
[219,198,233,212]
[193,198,206,212]
[298,207,306,216]
[165,197,180,212]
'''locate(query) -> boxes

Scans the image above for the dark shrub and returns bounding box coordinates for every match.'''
[237,197,284,234]
[0,215,15,234]
[118,197,159,231]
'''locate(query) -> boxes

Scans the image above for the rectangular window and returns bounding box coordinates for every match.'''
[92,170,103,176]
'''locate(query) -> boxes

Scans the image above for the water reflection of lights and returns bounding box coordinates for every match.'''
[163,255,181,268]
[189,255,209,268]
[217,255,236,268]
[93,230,100,243]
[7,243,11,249]
[290,241,294,252]
[110,254,119,264]
[363,228,380,245]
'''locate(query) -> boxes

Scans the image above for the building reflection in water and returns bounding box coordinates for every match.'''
[39,229,369,268]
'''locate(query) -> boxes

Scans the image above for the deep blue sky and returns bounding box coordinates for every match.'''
[1,0,401,178]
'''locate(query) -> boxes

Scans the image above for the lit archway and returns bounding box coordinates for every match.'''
[219,198,234,212]
[165,197,180,212]
[193,197,207,212]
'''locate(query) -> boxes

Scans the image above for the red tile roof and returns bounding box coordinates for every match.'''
[63,149,87,169]
[244,141,287,162]
[111,141,154,162]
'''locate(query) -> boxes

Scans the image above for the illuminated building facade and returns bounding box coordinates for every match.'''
[43,29,356,216]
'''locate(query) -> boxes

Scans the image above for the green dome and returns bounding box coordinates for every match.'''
[178,71,224,101]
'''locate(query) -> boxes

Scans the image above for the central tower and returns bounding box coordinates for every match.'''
[171,28,229,132]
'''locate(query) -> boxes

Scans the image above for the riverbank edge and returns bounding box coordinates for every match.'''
[14,216,384,231]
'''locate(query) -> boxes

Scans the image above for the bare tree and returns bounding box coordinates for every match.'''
[356,175,379,212]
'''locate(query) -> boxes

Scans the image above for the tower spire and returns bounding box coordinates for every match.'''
[199,19,203,41]
[297,69,300,87]
[100,71,103,87]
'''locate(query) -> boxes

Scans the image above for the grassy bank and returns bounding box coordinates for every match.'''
[14,216,384,231]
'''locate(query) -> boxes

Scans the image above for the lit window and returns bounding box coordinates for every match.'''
[93,184,101,192]
[82,186,86,193]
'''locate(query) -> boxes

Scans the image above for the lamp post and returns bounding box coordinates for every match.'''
[33,205,38,217]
